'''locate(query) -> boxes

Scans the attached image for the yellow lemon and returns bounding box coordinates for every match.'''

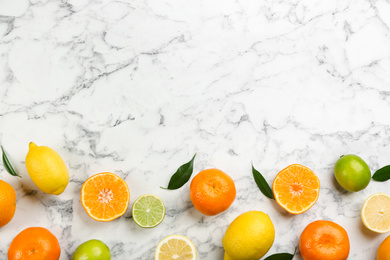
[25,142,69,195]
[222,211,275,260]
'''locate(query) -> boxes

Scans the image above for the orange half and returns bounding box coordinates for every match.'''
[272,164,320,214]
[81,172,130,222]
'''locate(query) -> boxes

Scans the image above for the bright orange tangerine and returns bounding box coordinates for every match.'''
[81,172,130,222]
[299,220,350,260]
[190,168,236,216]
[272,164,320,214]
[8,227,61,260]
[0,180,16,227]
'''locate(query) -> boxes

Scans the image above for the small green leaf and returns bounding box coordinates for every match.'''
[161,154,196,190]
[264,247,297,260]
[252,163,274,200]
[372,165,390,182]
[1,146,21,178]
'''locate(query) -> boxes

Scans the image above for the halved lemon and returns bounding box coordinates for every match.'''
[272,164,320,214]
[155,235,197,260]
[361,192,390,233]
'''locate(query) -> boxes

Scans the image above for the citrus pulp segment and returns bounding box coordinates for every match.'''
[81,172,130,222]
[155,235,197,260]
[132,194,165,228]
[361,192,390,233]
[272,164,320,214]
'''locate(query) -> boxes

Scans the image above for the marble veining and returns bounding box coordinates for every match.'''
[1,0,390,259]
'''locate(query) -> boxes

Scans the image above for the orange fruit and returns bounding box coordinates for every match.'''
[377,235,390,260]
[299,220,350,260]
[190,168,236,216]
[81,172,130,222]
[8,227,61,260]
[0,179,16,227]
[272,164,320,214]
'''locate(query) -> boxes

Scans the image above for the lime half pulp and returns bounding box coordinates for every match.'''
[132,194,165,228]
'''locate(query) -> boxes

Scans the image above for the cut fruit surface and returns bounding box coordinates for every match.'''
[361,193,390,233]
[272,164,320,214]
[81,172,130,222]
[155,235,197,260]
[132,194,165,228]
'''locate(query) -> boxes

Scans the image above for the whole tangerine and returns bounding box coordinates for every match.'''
[299,220,350,260]
[377,234,390,260]
[8,227,61,260]
[0,179,16,228]
[190,168,236,216]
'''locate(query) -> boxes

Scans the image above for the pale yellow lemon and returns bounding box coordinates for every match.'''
[222,211,275,260]
[25,142,69,195]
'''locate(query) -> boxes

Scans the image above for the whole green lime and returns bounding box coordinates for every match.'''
[334,154,371,192]
[72,239,111,260]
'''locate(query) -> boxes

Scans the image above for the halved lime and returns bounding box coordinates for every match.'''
[132,194,165,228]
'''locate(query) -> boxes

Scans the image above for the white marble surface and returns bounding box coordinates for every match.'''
[1,0,390,259]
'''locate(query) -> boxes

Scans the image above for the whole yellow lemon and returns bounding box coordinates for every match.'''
[25,142,69,195]
[222,211,275,260]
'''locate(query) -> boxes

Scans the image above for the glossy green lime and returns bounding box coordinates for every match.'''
[72,239,111,260]
[334,154,371,192]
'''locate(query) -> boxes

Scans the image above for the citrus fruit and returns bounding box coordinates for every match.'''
[81,172,130,222]
[25,142,69,195]
[299,220,350,260]
[361,192,390,233]
[155,234,197,260]
[189,168,236,216]
[8,227,61,260]
[132,194,165,228]
[272,164,320,214]
[0,180,16,227]
[334,154,371,192]
[377,234,390,260]
[222,211,275,260]
[72,239,111,260]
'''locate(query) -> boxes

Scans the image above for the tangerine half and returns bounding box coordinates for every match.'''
[81,172,130,222]
[272,164,320,214]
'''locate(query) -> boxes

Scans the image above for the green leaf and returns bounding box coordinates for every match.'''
[1,146,21,178]
[252,163,274,199]
[161,154,196,190]
[264,247,297,260]
[372,165,390,182]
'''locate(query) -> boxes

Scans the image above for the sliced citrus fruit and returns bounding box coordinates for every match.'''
[155,235,197,260]
[81,172,130,222]
[132,194,165,228]
[272,164,320,214]
[361,192,390,233]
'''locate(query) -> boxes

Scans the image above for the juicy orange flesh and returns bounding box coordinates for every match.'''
[363,195,390,230]
[82,173,129,220]
[158,238,194,260]
[273,164,320,213]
